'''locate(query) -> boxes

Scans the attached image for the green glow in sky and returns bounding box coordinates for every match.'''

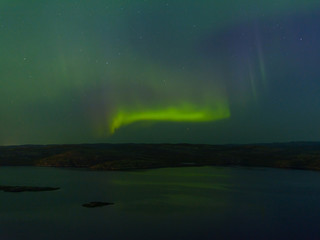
[110,104,230,133]
[1,0,320,144]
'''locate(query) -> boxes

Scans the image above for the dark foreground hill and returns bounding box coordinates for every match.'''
[1,142,320,171]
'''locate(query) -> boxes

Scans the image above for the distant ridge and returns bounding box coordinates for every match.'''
[1,142,320,171]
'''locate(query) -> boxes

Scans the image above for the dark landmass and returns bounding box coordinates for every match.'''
[82,202,114,208]
[0,185,60,192]
[1,142,320,171]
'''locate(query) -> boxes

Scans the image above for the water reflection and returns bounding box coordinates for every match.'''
[110,167,232,214]
[2,167,320,240]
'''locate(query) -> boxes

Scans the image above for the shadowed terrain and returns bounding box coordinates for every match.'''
[1,142,320,171]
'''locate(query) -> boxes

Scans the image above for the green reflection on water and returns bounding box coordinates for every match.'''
[110,167,233,214]
[113,180,230,191]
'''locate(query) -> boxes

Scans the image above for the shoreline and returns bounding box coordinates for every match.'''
[1,142,320,172]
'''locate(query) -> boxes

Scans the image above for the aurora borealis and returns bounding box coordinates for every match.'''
[1,0,320,145]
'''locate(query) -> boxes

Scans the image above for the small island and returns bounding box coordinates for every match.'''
[0,185,60,193]
[82,202,114,208]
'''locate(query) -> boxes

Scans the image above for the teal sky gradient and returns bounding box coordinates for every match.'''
[1,1,320,144]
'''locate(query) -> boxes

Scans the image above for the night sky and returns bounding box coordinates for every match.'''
[1,0,320,145]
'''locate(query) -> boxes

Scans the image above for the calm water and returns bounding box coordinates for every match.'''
[1,166,320,240]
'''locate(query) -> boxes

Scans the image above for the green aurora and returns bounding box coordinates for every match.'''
[1,0,320,144]
[110,104,230,134]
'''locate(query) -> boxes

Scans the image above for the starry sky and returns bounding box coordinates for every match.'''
[1,0,320,145]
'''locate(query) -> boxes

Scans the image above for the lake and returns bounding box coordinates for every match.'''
[1,166,320,240]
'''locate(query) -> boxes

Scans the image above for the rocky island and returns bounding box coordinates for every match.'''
[0,185,60,192]
[82,202,114,208]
